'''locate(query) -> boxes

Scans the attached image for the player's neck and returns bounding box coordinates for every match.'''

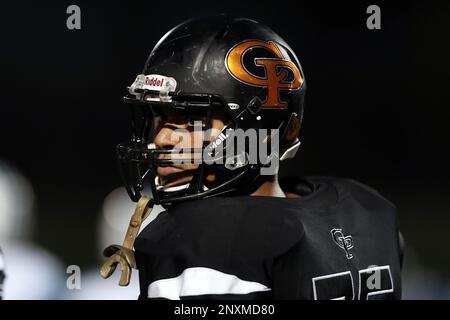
[251,176,286,198]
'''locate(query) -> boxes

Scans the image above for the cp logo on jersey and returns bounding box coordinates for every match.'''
[331,228,354,259]
[225,40,303,109]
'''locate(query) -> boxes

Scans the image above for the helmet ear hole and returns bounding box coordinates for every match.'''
[286,114,301,143]
[279,113,302,161]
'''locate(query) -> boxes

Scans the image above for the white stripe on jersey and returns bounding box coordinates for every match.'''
[147,267,271,300]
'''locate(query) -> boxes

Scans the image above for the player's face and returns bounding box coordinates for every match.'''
[153,108,227,189]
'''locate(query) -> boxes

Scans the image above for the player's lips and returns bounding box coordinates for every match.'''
[156,165,184,176]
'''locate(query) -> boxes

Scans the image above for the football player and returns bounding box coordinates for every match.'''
[103,15,403,300]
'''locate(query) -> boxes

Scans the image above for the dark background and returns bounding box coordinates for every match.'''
[0,0,449,298]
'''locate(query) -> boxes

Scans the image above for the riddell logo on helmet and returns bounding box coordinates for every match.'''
[225,40,303,108]
[145,77,164,87]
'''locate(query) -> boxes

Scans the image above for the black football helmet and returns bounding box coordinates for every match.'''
[117,15,306,205]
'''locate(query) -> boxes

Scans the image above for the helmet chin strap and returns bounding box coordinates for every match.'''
[100,196,154,286]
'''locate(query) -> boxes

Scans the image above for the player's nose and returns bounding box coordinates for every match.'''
[154,127,183,149]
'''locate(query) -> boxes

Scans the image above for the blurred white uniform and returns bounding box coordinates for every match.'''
[1,240,65,299]
[0,160,65,299]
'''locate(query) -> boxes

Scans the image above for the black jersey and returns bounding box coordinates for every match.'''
[134,177,402,300]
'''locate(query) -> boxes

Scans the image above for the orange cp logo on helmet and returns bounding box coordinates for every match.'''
[225,40,303,109]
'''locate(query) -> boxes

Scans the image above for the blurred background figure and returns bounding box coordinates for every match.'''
[65,187,164,299]
[0,160,66,299]
[402,247,450,299]
[0,247,5,299]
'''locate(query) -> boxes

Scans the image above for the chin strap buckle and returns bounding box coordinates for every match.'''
[100,196,153,286]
